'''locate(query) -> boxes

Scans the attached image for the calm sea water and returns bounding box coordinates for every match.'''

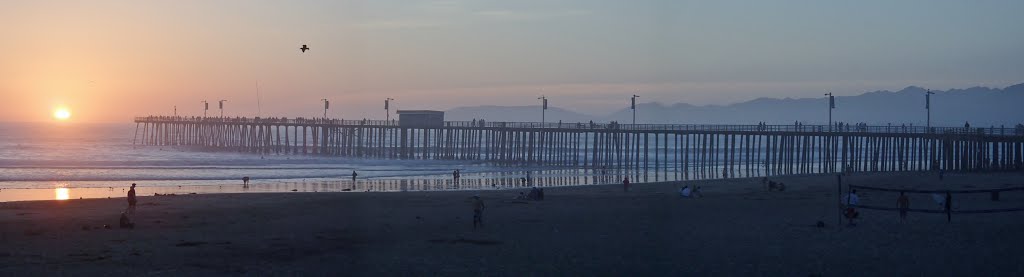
[0,122,575,202]
[1,122,784,202]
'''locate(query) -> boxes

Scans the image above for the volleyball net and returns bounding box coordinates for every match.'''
[845,184,1024,219]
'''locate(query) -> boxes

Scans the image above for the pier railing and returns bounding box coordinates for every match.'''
[135,116,1024,136]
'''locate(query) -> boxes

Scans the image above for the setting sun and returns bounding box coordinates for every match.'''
[53,108,72,120]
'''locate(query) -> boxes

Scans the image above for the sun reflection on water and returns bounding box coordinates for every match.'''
[55,187,70,200]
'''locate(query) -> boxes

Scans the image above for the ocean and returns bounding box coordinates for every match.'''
[2,122,675,202]
[8,121,871,202]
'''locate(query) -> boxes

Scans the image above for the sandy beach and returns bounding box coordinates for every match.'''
[2,171,1023,276]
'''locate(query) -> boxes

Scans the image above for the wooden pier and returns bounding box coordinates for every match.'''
[134,116,1024,179]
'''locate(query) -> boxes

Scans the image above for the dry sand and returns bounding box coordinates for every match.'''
[2,171,1024,276]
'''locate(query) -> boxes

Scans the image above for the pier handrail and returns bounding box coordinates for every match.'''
[134,116,1024,136]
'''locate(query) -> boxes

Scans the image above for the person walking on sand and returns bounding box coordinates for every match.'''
[623,177,630,192]
[127,183,138,215]
[897,191,910,223]
[242,176,250,188]
[472,195,486,229]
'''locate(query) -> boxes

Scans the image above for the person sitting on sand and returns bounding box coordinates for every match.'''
[528,187,541,200]
[119,212,135,229]
[515,192,526,200]
[472,195,486,229]
[693,186,703,198]
[679,185,692,198]
[127,183,137,215]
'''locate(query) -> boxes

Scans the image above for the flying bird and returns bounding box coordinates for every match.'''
[300,44,309,53]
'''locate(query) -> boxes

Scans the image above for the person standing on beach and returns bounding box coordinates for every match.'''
[843,189,860,226]
[127,183,137,215]
[623,177,630,192]
[472,195,486,229]
[944,191,952,222]
[897,191,910,223]
[351,171,358,190]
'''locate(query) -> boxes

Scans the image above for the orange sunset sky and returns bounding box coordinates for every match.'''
[1,1,1021,123]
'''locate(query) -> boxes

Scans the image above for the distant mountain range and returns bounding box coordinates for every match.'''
[445,83,1024,127]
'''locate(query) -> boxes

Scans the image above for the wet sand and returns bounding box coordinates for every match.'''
[2,171,1023,276]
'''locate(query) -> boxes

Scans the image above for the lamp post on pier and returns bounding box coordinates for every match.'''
[385,98,394,121]
[538,95,547,127]
[825,93,835,132]
[631,94,640,125]
[218,100,228,117]
[925,89,935,132]
[321,98,329,118]
[201,100,209,117]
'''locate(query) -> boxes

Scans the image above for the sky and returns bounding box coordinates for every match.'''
[1,0,1022,123]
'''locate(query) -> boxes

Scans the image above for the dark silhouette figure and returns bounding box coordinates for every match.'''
[127,183,137,215]
[472,195,485,229]
[897,192,910,223]
[623,177,630,192]
[945,192,952,222]
[119,212,135,229]
[300,44,309,52]
[242,176,250,188]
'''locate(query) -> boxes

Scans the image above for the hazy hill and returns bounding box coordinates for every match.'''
[446,83,1024,127]
[446,105,594,123]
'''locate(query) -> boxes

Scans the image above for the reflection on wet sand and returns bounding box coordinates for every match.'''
[4,165,766,202]
[55,187,70,200]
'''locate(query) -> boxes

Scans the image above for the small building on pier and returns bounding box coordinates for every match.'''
[397,110,445,128]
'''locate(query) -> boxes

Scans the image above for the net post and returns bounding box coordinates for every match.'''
[837,174,843,228]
